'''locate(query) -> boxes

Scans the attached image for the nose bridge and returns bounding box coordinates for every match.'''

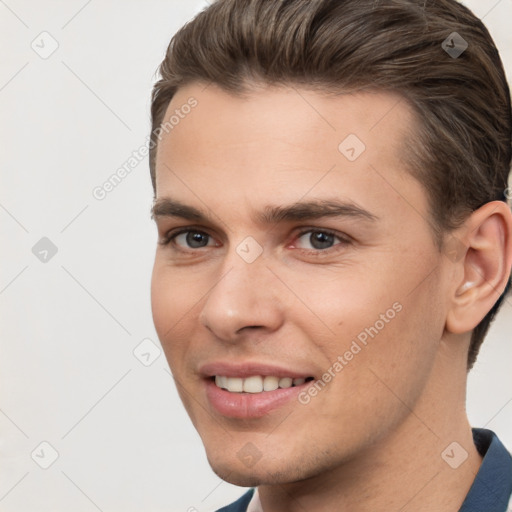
[199,244,282,340]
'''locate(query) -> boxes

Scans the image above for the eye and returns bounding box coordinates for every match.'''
[294,229,348,251]
[161,229,217,249]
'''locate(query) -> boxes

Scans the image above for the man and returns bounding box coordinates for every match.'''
[148,0,512,510]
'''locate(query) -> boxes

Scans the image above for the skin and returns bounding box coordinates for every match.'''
[151,82,512,511]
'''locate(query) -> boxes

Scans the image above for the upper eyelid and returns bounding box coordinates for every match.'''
[295,227,343,238]
[163,225,341,239]
[160,224,214,238]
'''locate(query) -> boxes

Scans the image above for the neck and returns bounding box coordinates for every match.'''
[258,340,482,512]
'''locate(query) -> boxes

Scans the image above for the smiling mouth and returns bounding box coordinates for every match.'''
[213,375,315,393]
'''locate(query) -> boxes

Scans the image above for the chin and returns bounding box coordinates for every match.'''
[206,450,319,487]
[207,454,265,487]
[208,458,266,487]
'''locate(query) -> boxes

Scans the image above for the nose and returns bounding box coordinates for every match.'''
[199,252,284,343]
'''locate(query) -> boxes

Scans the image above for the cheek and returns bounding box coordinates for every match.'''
[151,266,174,335]
[150,263,197,360]
[284,267,400,348]
[287,257,443,389]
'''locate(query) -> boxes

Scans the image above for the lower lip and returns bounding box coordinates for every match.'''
[204,378,310,418]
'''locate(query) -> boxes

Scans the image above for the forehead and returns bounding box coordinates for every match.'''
[154,82,428,226]
[158,83,413,153]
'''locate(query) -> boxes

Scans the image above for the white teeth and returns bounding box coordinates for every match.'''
[263,376,279,391]
[215,375,227,389]
[225,377,243,392]
[243,376,263,393]
[278,377,293,389]
[215,375,309,393]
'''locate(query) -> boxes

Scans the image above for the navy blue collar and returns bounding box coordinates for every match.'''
[459,428,512,511]
[217,428,512,512]
[216,488,254,512]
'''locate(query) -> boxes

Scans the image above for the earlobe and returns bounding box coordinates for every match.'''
[445,201,512,335]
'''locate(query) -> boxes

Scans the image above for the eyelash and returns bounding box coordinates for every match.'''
[294,228,352,255]
[159,227,215,249]
[159,226,351,256]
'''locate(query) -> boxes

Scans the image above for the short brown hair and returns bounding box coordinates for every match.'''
[149,0,512,369]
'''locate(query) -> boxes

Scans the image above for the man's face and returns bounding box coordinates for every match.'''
[151,83,451,485]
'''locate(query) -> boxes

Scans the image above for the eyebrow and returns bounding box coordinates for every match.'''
[151,197,378,224]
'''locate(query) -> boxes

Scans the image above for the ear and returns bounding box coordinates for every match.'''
[446,201,512,334]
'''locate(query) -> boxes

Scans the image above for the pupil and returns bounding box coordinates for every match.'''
[311,232,333,249]
[187,232,208,248]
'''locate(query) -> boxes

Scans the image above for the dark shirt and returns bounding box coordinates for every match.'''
[217,428,512,512]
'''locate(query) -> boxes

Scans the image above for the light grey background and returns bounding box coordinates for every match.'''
[0,1,511,511]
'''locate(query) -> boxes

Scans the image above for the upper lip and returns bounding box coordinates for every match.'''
[199,361,314,379]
